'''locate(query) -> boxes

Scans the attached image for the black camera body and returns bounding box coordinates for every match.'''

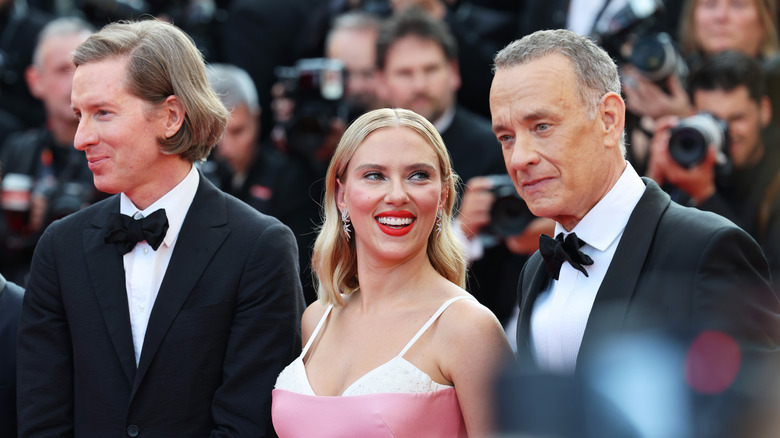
[276,58,348,159]
[593,0,686,90]
[486,174,535,237]
[628,32,688,87]
[44,181,95,224]
[668,113,730,168]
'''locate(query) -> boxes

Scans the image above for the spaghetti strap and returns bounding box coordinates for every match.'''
[301,304,334,358]
[398,296,471,357]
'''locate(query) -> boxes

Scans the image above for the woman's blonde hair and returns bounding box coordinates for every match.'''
[678,0,779,59]
[312,108,466,306]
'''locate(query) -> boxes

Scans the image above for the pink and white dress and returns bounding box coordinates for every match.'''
[272,296,470,437]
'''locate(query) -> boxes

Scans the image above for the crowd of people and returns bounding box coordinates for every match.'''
[3,0,780,437]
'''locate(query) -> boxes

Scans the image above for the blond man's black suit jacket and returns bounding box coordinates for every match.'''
[17,172,305,438]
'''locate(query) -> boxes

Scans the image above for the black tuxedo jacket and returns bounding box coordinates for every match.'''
[516,178,780,370]
[0,274,23,437]
[17,173,305,438]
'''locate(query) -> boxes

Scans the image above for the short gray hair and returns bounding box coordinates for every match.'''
[33,16,95,67]
[207,63,260,114]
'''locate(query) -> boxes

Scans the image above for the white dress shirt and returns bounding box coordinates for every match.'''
[530,163,645,374]
[120,165,199,365]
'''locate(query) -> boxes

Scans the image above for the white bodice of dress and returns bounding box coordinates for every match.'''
[274,296,470,396]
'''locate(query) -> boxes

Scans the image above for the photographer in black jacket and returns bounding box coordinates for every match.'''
[646,50,780,290]
[0,17,100,284]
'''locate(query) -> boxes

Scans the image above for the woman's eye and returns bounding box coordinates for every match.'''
[364,171,384,180]
[410,171,430,181]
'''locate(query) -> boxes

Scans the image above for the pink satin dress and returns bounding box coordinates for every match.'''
[272,296,470,437]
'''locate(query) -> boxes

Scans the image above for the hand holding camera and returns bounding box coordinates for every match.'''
[646,114,729,204]
[457,174,550,255]
[622,64,691,120]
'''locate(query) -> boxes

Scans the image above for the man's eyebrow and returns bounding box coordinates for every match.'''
[493,109,557,132]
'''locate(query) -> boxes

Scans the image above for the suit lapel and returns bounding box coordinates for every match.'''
[577,178,671,363]
[515,254,549,365]
[84,197,137,385]
[133,175,230,389]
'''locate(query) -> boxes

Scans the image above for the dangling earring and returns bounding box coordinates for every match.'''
[341,209,351,241]
[435,209,443,236]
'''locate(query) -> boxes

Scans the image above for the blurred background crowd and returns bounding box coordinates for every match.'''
[4,0,780,435]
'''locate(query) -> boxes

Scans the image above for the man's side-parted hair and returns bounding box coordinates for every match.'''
[376,6,458,71]
[71,19,229,162]
[493,29,626,154]
[312,108,465,306]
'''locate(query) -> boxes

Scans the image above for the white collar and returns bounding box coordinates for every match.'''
[119,165,200,248]
[432,105,456,133]
[555,162,645,251]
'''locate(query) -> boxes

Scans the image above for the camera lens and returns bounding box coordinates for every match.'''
[629,33,687,83]
[668,113,728,168]
[487,174,534,237]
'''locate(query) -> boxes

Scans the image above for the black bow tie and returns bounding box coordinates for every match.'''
[104,209,169,255]
[539,232,593,280]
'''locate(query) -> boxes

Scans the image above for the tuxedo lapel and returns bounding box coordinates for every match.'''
[515,255,549,364]
[577,179,672,362]
[133,175,229,389]
[84,197,137,385]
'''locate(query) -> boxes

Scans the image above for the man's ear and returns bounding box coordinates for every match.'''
[760,95,772,129]
[601,92,626,149]
[162,95,186,138]
[448,59,461,92]
[25,65,43,99]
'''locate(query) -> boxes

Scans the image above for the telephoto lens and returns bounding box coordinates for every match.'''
[668,113,729,168]
[629,32,688,84]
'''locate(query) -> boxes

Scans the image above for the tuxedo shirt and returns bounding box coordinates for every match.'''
[531,163,645,372]
[120,165,198,364]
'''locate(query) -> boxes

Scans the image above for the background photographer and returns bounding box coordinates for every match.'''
[620,0,780,173]
[0,17,100,284]
[646,50,780,289]
[206,63,321,304]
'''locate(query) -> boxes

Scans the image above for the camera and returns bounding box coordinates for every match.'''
[45,181,95,224]
[628,32,688,86]
[276,58,348,160]
[593,0,686,90]
[668,113,730,168]
[486,174,535,237]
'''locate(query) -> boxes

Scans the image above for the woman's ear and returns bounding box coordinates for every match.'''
[439,185,449,212]
[336,178,347,211]
[162,95,186,138]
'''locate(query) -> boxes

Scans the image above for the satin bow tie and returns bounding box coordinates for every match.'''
[104,209,169,255]
[538,232,593,280]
